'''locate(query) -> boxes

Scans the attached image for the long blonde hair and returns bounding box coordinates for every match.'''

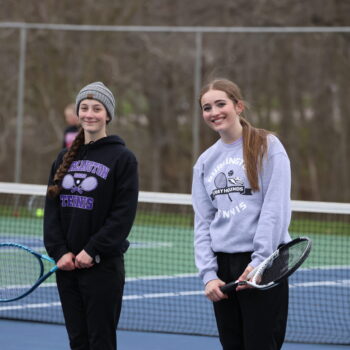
[199,78,269,192]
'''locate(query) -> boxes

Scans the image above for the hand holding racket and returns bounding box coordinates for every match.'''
[57,252,76,270]
[0,242,59,302]
[220,237,312,293]
[0,242,100,302]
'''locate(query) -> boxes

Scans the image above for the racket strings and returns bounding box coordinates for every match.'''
[0,247,42,300]
[258,253,289,284]
[259,241,310,285]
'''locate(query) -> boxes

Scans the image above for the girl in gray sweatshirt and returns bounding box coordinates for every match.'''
[192,78,291,350]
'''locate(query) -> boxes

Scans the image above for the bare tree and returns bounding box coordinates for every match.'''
[0,0,349,200]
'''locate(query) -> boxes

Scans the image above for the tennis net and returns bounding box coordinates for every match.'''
[0,182,349,344]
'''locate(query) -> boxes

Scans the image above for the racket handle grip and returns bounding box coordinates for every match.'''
[220,281,239,294]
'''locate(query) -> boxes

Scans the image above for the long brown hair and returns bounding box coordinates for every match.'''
[47,128,85,198]
[199,78,270,192]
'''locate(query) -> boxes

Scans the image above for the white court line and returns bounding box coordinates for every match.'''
[2,265,349,291]
[0,302,61,311]
[126,273,198,282]
[1,279,349,311]
[125,266,350,282]
[290,279,350,288]
[0,283,57,291]
[0,273,198,290]
[125,291,205,300]
[302,265,350,270]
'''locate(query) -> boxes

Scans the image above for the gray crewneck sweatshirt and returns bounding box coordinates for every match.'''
[192,134,292,285]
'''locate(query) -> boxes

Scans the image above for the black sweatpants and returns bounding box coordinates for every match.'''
[213,252,289,350]
[56,255,125,350]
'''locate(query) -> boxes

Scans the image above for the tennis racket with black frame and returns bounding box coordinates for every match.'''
[220,236,312,293]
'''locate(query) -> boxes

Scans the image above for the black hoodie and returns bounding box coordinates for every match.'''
[44,135,139,262]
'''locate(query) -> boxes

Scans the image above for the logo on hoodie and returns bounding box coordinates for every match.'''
[59,161,111,210]
[62,174,98,194]
[211,170,252,201]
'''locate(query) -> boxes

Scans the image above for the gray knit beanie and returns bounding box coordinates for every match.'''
[75,82,116,120]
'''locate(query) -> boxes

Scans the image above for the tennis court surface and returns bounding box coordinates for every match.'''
[0,320,348,350]
[0,183,349,347]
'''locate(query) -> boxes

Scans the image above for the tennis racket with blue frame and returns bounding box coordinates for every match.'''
[0,242,58,302]
[220,236,312,293]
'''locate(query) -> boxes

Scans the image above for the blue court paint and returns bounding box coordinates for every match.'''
[0,320,348,350]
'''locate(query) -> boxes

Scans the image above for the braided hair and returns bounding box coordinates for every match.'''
[47,128,85,198]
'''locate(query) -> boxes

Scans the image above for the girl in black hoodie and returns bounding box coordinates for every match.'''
[44,82,138,350]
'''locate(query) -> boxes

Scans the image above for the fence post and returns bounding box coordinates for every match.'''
[192,31,202,165]
[14,26,27,183]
